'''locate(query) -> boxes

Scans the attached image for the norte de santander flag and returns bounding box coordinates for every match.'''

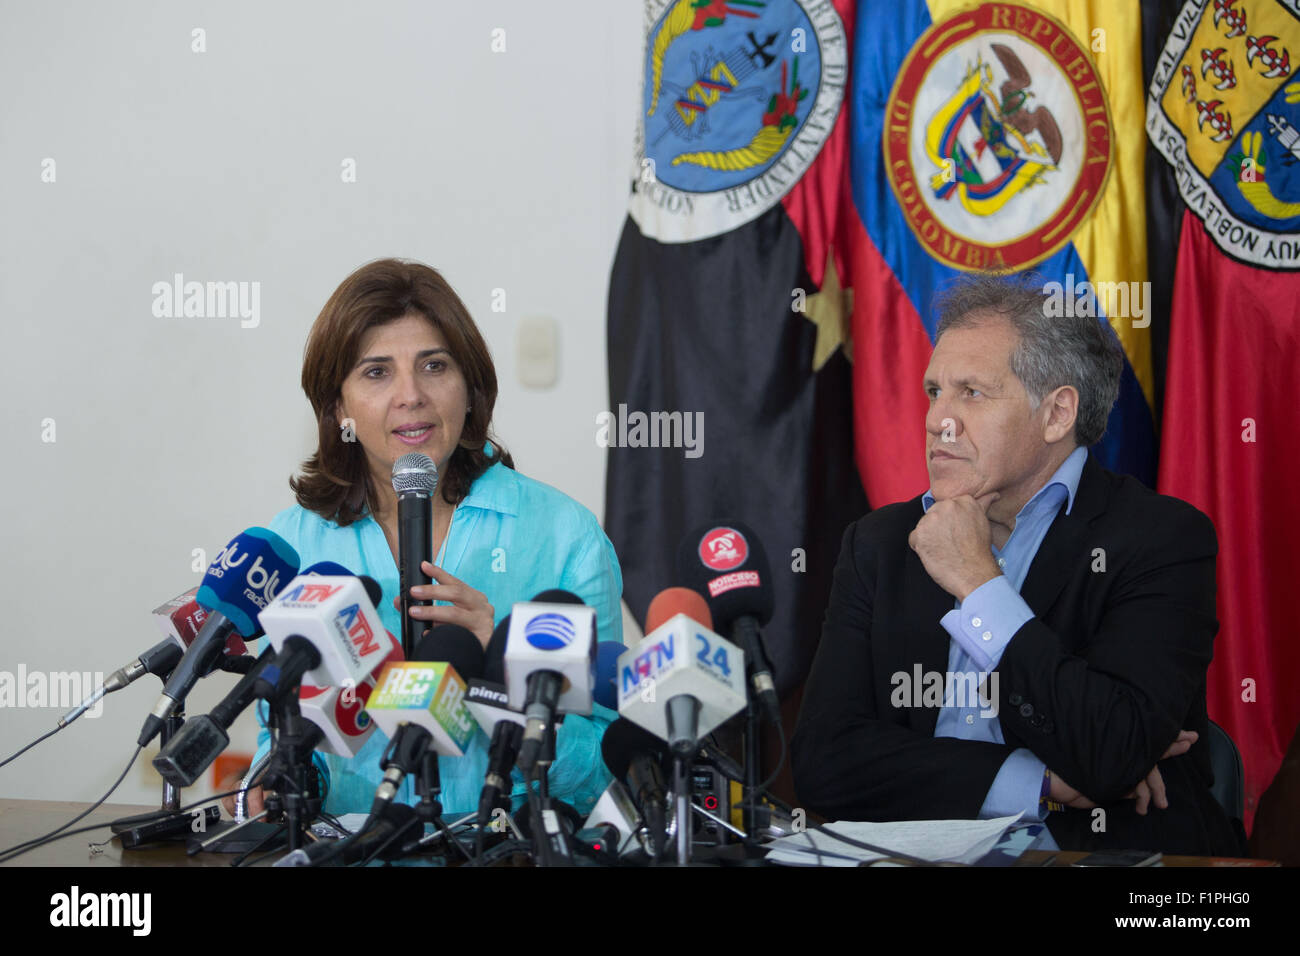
[605,0,866,696]
[1147,0,1300,832]
[849,0,1157,506]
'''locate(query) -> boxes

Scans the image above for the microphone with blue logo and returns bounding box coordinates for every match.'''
[150,563,396,787]
[505,589,597,778]
[138,528,300,747]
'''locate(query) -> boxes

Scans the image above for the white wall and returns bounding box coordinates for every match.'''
[0,0,643,806]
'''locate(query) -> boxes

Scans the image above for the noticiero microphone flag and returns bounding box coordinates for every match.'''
[604,0,866,701]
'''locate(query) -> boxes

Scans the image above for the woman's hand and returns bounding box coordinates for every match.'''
[396,560,495,650]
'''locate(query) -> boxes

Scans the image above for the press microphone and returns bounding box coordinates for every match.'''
[152,570,396,787]
[505,590,597,776]
[363,625,485,815]
[602,717,670,860]
[677,521,779,721]
[58,588,206,728]
[468,617,525,827]
[258,572,391,692]
[593,641,625,712]
[138,528,300,746]
[618,587,747,759]
[393,452,437,659]
[298,638,405,757]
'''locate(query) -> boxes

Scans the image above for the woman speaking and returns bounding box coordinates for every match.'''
[240,258,623,821]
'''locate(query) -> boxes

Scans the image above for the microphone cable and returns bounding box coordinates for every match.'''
[0,726,62,770]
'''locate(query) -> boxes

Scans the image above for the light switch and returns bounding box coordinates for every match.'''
[517,316,558,388]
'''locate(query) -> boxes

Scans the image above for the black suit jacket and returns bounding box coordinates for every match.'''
[792,455,1243,855]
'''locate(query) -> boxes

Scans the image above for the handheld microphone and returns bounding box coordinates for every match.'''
[363,625,485,814]
[676,521,779,721]
[602,717,671,860]
[393,452,437,659]
[505,590,597,775]
[618,588,747,759]
[138,528,300,746]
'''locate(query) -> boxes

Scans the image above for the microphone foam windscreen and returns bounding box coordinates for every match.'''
[645,586,713,633]
[415,624,486,681]
[593,641,624,711]
[482,615,512,685]
[601,717,667,781]
[197,528,301,637]
[530,588,584,605]
[675,520,774,631]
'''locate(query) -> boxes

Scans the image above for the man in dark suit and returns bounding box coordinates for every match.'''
[792,275,1242,855]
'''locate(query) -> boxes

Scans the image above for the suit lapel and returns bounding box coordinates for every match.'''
[1019,453,1110,622]
[904,537,961,736]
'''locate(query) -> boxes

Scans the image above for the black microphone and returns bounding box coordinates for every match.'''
[602,717,670,861]
[393,453,437,660]
[472,615,522,828]
[676,520,780,721]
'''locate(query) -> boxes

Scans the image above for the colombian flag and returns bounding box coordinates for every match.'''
[847,0,1156,506]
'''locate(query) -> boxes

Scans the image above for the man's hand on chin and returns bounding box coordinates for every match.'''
[908,492,1003,600]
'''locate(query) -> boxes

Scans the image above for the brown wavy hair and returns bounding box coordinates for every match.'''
[289,258,514,526]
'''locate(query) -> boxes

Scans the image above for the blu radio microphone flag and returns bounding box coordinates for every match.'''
[1146,0,1300,831]
[848,0,1158,506]
[605,0,867,695]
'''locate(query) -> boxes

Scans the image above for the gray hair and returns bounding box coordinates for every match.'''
[933,273,1123,447]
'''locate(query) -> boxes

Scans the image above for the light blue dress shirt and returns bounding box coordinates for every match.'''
[924,446,1088,827]
[251,458,624,819]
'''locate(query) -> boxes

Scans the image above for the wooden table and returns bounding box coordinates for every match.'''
[0,799,273,867]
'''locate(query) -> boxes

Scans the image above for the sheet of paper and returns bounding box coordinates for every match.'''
[765,814,1023,867]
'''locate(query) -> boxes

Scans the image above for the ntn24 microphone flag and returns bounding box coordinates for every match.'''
[1147,0,1300,832]
[849,0,1157,506]
[606,0,866,696]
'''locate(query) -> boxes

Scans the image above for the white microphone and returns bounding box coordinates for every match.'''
[617,613,747,758]
[257,574,394,690]
[298,639,405,757]
[504,595,597,775]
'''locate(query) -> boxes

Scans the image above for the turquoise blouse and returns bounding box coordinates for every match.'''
[251,459,623,819]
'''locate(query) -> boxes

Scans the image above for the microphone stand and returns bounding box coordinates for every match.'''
[159,711,184,812]
[411,749,470,862]
[261,692,322,853]
[672,755,692,866]
[742,690,763,846]
[528,720,573,866]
